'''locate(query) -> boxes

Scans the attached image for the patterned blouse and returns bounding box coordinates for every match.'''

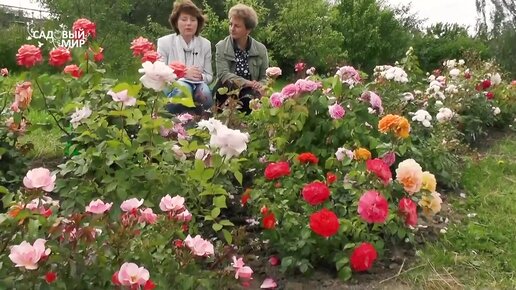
[233,39,252,80]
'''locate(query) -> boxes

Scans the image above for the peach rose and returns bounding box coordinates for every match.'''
[395,159,423,194]
[354,148,372,161]
[419,192,442,216]
[13,81,33,111]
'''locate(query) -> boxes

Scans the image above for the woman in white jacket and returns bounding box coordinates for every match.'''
[157,0,213,114]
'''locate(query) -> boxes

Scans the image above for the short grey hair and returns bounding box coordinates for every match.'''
[228,4,258,30]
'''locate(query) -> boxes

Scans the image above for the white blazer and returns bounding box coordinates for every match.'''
[157,33,213,84]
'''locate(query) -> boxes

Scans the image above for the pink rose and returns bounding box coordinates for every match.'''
[328,103,345,119]
[360,91,384,114]
[366,158,392,185]
[23,167,56,192]
[176,209,192,222]
[13,81,33,111]
[235,266,253,279]
[280,83,299,98]
[269,92,284,108]
[9,239,51,270]
[1,68,8,77]
[117,262,150,286]
[399,198,417,226]
[266,67,282,78]
[85,199,113,214]
[336,65,361,86]
[294,62,306,72]
[139,208,158,224]
[381,151,396,167]
[120,198,144,212]
[159,194,185,212]
[295,79,321,93]
[261,278,277,289]
[358,190,389,223]
[107,89,136,107]
[184,235,214,256]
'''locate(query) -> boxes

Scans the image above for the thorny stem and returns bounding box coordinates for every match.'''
[34,79,71,137]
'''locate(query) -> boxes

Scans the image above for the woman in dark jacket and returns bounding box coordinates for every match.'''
[214,4,269,114]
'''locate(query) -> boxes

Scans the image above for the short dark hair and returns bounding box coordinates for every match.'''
[169,0,206,36]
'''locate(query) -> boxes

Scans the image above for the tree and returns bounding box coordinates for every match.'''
[268,0,344,74]
[332,0,411,74]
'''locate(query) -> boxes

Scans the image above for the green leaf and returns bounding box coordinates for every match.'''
[222,229,233,244]
[219,219,234,226]
[337,266,352,281]
[112,82,142,97]
[234,171,243,185]
[212,223,223,232]
[335,257,349,271]
[211,207,221,218]
[213,196,227,209]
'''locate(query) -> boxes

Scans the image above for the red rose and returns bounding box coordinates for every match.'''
[44,271,57,284]
[49,47,71,67]
[302,181,330,205]
[170,61,187,79]
[464,71,471,79]
[366,158,392,185]
[326,172,337,184]
[16,44,43,68]
[130,36,155,57]
[350,242,378,272]
[309,208,339,237]
[63,64,83,78]
[144,279,156,290]
[72,18,96,39]
[398,197,417,226]
[486,91,494,100]
[111,271,121,285]
[173,239,184,248]
[432,69,441,76]
[263,212,276,229]
[264,161,291,180]
[297,152,319,164]
[241,189,251,206]
[481,79,491,90]
[142,50,160,63]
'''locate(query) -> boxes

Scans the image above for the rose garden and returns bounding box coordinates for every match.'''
[1,2,516,289]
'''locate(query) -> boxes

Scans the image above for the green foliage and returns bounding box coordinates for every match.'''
[412,23,490,73]
[267,0,345,74]
[332,0,411,73]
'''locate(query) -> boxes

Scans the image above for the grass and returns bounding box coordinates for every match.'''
[18,109,64,159]
[400,133,516,289]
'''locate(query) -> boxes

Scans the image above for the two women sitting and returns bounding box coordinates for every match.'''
[157,0,268,115]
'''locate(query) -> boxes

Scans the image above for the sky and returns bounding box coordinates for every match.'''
[0,0,481,31]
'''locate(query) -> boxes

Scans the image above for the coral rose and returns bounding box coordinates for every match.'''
[169,61,187,78]
[63,64,83,78]
[16,44,43,68]
[350,242,377,272]
[13,81,33,111]
[48,47,72,67]
[309,208,340,237]
[72,18,96,39]
[297,152,319,164]
[366,158,392,185]
[302,181,331,206]
[264,161,291,180]
[130,36,155,57]
[357,190,389,223]
[396,159,423,194]
[142,50,160,63]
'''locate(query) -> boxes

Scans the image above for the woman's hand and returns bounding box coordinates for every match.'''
[246,80,264,95]
[184,67,203,81]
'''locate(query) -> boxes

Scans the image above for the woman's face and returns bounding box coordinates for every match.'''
[229,17,250,41]
[177,12,198,38]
